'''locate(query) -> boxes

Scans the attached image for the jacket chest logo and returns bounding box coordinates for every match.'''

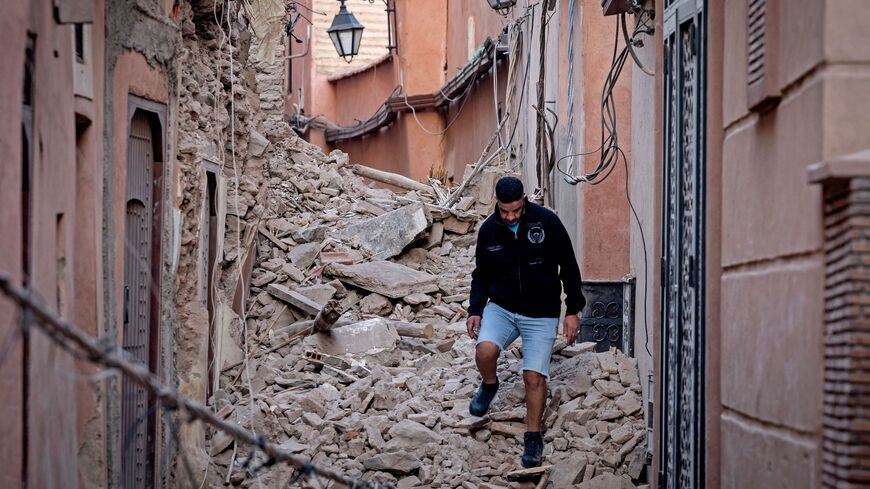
[527,225,545,244]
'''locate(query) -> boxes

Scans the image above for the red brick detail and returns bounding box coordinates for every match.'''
[822,177,870,487]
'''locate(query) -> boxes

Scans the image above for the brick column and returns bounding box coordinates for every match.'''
[809,151,870,488]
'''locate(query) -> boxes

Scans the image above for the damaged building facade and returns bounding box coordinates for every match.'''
[4,0,870,488]
[0,0,311,486]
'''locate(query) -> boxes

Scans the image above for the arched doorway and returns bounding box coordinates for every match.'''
[121,108,161,489]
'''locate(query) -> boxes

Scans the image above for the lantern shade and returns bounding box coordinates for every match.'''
[327,1,365,62]
[486,0,517,14]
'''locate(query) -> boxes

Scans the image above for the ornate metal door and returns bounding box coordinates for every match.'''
[660,0,706,487]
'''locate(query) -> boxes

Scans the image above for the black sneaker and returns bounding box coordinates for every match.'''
[522,431,544,468]
[469,381,499,417]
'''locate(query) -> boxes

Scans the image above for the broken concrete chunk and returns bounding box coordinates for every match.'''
[615,391,642,416]
[441,216,473,235]
[360,293,393,315]
[594,379,627,398]
[425,222,444,249]
[267,284,322,316]
[362,451,421,474]
[387,419,443,447]
[248,129,269,156]
[354,200,387,216]
[295,284,337,306]
[403,292,433,306]
[287,241,321,269]
[336,203,430,260]
[304,318,400,356]
[209,431,234,456]
[281,263,306,283]
[326,261,438,299]
[562,341,598,357]
[291,225,328,244]
[251,271,277,288]
[277,440,309,453]
[320,250,363,265]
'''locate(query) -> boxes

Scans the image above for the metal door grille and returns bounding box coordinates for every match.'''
[660,1,706,488]
[122,111,155,489]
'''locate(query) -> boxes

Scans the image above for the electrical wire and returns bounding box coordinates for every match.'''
[556,8,654,186]
[617,147,652,358]
[398,64,476,136]
[213,3,262,488]
[621,13,654,76]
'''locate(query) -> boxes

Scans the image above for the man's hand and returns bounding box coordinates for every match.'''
[466,315,481,340]
[563,314,580,345]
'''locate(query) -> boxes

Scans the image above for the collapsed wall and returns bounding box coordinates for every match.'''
[169,2,649,487]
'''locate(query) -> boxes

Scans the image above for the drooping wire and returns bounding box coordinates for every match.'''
[558,10,653,185]
[617,147,652,358]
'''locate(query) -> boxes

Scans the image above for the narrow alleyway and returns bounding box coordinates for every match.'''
[202,137,648,488]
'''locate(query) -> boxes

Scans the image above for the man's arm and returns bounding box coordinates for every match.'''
[468,232,492,318]
[554,219,585,317]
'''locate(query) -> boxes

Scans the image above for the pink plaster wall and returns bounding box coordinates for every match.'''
[331,58,396,125]
[0,0,85,486]
[0,0,28,486]
[445,0,505,74]
[73,2,108,487]
[577,0,631,280]
[715,0,870,486]
[443,65,508,184]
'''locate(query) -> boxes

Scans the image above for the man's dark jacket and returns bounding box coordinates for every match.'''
[468,200,585,319]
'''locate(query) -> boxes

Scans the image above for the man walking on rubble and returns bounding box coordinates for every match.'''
[466,176,585,468]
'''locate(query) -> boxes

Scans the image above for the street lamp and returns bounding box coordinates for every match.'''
[486,0,517,15]
[327,0,365,63]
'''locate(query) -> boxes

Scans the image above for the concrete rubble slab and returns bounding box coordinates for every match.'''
[267,283,322,316]
[286,241,321,269]
[335,203,430,260]
[326,261,439,299]
[294,283,336,306]
[304,318,400,356]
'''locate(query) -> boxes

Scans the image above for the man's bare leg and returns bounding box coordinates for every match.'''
[475,342,500,384]
[523,370,547,432]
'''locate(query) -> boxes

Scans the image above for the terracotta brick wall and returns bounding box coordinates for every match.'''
[821,176,870,487]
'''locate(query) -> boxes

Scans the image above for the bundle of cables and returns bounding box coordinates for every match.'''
[557,9,654,186]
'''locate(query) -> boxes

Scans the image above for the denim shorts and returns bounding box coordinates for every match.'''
[476,302,559,379]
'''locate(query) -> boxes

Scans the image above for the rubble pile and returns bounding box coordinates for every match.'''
[210,141,648,488]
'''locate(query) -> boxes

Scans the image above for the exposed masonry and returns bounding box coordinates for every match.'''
[820,176,870,488]
[169,3,651,487]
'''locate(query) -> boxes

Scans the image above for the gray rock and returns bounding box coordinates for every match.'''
[578,472,636,489]
[336,203,430,260]
[295,283,337,305]
[387,419,443,447]
[404,292,433,306]
[326,261,439,299]
[305,318,400,356]
[251,271,277,287]
[287,242,321,269]
[615,391,642,416]
[277,440,309,453]
[360,293,393,315]
[248,129,270,156]
[362,451,421,474]
[594,379,626,398]
[292,225,328,243]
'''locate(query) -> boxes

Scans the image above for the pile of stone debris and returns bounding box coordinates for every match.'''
[209,144,649,488]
